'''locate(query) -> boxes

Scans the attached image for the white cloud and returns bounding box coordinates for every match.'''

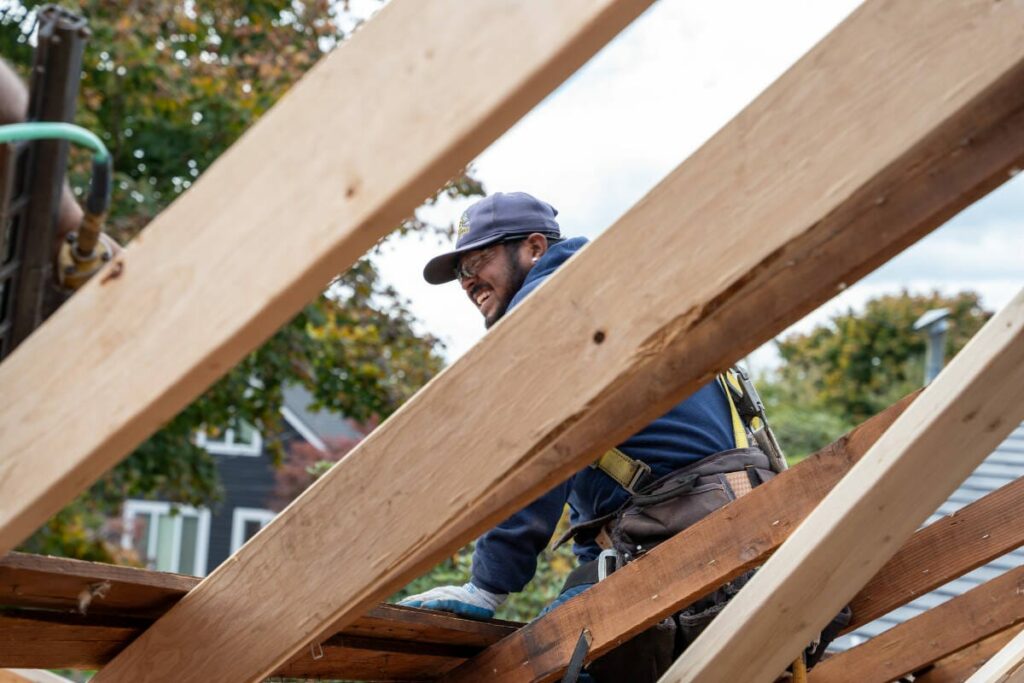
[373,0,1022,366]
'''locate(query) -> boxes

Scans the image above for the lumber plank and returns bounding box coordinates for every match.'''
[0,0,653,554]
[0,552,517,647]
[846,474,1024,632]
[442,394,915,682]
[916,626,1024,683]
[0,553,518,678]
[0,611,141,669]
[98,0,1024,680]
[0,608,498,680]
[966,626,1024,683]
[0,604,517,679]
[661,290,1024,683]
[811,566,1024,683]
[0,552,194,617]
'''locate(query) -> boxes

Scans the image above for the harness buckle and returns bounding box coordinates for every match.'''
[729,365,767,423]
[597,548,623,581]
[626,459,652,495]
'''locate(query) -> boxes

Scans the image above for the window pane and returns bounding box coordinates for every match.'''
[236,421,257,446]
[178,515,199,575]
[131,514,151,565]
[243,519,263,544]
[155,514,175,572]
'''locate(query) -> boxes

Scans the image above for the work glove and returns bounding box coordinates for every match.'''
[398,582,507,619]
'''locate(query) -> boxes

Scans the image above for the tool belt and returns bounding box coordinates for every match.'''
[555,447,774,683]
[559,446,775,592]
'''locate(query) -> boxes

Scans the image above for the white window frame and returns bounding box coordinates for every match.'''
[230,507,276,553]
[121,500,211,576]
[195,422,263,456]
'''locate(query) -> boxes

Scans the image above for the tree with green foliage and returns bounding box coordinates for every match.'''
[761,290,992,461]
[2,0,483,561]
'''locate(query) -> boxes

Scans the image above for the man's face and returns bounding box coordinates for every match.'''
[457,242,531,328]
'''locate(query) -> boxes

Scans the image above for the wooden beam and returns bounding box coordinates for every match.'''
[966,626,1024,683]
[98,0,1024,680]
[0,553,518,678]
[0,0,653,553]
[0,551,194,617]
[0,611,142,670]
[0,605,518,680]
[846,473,1024,631]
[0,609,498,680]
[917,626,1024,683]
[0,552,518,645]
[442,395,914,682]
[661,290,1024,683]
[811,565,1024,683]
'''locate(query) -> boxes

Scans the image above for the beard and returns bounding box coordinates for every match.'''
[483,249,532,329]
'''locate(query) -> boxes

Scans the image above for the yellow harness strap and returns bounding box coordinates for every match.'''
[594,372,750,490]
[593,447,650,493]
[718,371,750,449]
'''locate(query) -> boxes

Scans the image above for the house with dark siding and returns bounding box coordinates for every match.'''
[120,385,360,576]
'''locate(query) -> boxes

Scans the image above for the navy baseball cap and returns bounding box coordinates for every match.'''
[423,192,561,284]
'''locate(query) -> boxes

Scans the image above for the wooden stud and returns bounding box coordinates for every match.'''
[812,566,1024,683]
[442,395,913,682]
[0,0,653,554]
[661,290,1024,683]
[98,0,1024,678]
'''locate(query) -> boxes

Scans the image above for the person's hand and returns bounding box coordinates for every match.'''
[398,582,507,619]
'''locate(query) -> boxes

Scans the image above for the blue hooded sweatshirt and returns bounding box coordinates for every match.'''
[470,237,737,595]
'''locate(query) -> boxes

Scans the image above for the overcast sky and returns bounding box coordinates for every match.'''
[371,0,1024,371]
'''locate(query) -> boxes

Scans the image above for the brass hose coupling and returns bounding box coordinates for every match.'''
[57,211,116,290]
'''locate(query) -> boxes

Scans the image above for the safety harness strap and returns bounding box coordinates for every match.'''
[718,370,750,449]
[593,371,752,492]
[592,447,651,495]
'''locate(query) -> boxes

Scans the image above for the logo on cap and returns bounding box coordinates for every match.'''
[456,210,471,238]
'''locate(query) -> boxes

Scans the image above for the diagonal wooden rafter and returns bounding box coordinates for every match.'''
[661,291,1024,681]
[97,0,1024,680]
[0,0,655,555]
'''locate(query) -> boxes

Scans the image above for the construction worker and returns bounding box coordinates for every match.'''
[400,192,794,680]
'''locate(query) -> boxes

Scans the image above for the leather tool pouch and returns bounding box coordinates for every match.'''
[609,447,775,559]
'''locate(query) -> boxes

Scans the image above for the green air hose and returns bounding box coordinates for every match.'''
[0,121,112,215]
[0,121,109,161]
[0,121,116,289]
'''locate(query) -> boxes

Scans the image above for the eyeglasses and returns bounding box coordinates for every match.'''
[454,244,501,283]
